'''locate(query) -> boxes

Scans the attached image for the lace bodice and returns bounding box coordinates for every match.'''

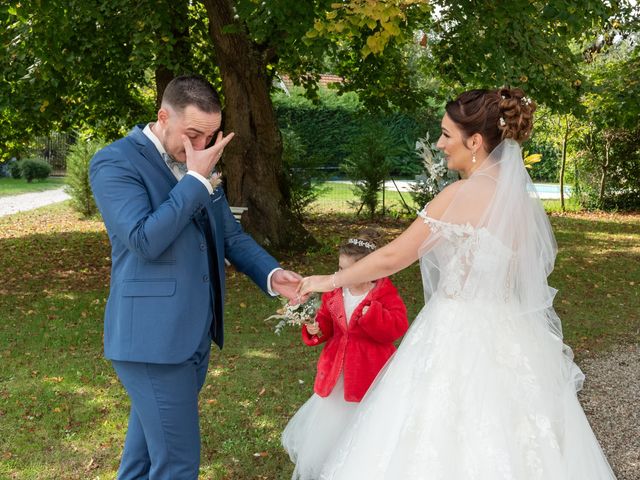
[418,210,514,302]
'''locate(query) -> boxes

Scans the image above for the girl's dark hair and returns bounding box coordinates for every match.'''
[339,228,383,261]
[445,87,536,152]
[162,75,221,114]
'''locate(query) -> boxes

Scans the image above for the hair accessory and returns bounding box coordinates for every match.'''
[501,95,506,99]
[499,117,506,127]
[521,96,532,106]
[348,238,376,250]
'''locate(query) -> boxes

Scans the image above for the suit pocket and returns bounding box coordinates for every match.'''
[121,279,176,297]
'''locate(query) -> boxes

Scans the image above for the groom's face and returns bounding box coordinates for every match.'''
[158,105,222,162]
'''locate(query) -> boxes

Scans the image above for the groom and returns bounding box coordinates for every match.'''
[90,75,302,479]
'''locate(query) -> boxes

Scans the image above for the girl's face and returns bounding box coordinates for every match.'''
[338,253,359,290]
[436,113,472,173]
[338,254,357,272]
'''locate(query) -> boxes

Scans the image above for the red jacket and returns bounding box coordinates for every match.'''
[302,277,408,402]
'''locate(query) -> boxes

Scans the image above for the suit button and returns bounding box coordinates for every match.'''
[200,243,206,251]
[203,275,209,282]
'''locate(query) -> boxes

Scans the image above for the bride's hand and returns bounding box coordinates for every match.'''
[297,275,334,296]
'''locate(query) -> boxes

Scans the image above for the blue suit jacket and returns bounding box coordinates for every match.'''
[90,125,280,363]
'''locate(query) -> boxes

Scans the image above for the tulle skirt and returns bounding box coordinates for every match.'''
[282,375,358,480]
[319,295,617,479]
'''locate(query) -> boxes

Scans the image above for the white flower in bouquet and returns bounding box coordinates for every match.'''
[265,294,321,335]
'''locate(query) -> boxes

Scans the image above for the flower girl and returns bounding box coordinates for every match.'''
[282,229,409,479]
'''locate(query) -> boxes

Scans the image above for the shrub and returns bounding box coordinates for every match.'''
[573,127,640,211]
[281,129,325,220]
[20,159,52,182]
[273,88,439,177]
[8,160,22,179]
[341,120,399,217]
[65,138,105,217]
[525,139,561,183]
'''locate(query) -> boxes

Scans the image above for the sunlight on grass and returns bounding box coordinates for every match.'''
[242,349,280,360]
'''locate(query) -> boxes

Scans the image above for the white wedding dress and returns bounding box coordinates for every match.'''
[319,141,617,480]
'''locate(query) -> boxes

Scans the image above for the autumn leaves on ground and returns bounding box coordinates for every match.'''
[0,203,638,479]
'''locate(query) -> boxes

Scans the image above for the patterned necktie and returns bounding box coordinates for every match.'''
[162,152,187,179]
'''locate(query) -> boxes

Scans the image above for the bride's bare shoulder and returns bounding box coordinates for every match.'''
[423,180,467,219]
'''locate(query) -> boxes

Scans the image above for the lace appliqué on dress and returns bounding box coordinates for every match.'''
[417,209,514,302]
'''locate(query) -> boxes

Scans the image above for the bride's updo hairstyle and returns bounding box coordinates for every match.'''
[445,87,537,153]
[339,228,382,261]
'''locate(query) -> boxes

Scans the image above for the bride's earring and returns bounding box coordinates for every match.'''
[472,151,476,163]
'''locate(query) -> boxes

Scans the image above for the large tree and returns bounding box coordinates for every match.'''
[1,0,616,248]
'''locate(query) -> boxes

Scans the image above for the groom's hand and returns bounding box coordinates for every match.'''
[271,270,307,304]
[183,131,234,178]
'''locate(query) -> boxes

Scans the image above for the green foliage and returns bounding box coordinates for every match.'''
[582,25,640,130]
[65,138,105,218]
[429,0,613,113]
[280,129,325,221]
[19,159,52,183]
[0,0,201,150]
[340,120,399,217]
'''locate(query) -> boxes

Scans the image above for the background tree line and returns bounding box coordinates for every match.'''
[1,0,638,250]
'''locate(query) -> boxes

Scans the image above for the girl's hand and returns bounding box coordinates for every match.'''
[298,275,334,296]
[305,321,321,336]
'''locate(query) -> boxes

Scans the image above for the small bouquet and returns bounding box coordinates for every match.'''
[265,294,321,335]
[415,132,448,184]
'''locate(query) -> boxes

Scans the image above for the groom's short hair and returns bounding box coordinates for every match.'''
[162,75,221,114]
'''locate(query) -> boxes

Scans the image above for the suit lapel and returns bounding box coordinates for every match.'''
[128,125,177,188]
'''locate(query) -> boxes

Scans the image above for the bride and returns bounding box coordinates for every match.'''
[298,88,617,479]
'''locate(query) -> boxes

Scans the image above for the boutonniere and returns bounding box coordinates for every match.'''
[209,171,223,191]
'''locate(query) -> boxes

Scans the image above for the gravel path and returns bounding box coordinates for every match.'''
[578,343,639,480]
[0,188,70,217]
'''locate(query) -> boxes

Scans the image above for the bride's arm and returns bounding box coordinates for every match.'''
[299,181,464,295]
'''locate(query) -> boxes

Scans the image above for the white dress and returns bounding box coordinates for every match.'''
[318,213,617,479]
[282,288,369,480]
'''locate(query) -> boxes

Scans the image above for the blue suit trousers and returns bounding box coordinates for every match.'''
[112,329,212,479]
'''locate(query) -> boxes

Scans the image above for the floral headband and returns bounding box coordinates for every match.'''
[348,238,376,250]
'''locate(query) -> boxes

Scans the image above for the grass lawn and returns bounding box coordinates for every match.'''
[0,203,638,479]
[0,177,66,197]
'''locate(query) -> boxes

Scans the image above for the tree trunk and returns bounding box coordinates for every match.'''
[155,66,174,108]
[559,116,569,212]
[599,139,610,207]
[202,0,315,251]
[155,0,192,107]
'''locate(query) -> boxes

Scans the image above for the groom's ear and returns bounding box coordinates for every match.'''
[157,107,171,128]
